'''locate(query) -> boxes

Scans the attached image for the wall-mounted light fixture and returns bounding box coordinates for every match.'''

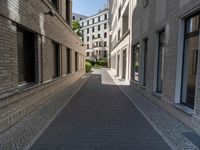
[45,10,55,17]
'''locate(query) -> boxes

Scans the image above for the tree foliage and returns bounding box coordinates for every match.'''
[72,21,82,37]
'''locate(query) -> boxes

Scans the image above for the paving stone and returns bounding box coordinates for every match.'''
[30,69,170,150]
[0,76,88,150]
[107,69,199,150]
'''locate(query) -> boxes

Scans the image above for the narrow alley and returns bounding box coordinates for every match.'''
[29,69,170,150]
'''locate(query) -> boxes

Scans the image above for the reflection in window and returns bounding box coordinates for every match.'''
[133,44,140,82]
[157,30,165,93]
[143,39,148,86]
[181,13,199,108]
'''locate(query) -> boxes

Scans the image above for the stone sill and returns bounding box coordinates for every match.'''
[152,92,162,98]
[173,104,194,116]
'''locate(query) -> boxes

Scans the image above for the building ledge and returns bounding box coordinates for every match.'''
[173,104,194,116]
[111,30,130,51]
[152,92,162,98]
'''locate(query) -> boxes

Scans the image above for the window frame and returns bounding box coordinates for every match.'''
[180,13,200,108]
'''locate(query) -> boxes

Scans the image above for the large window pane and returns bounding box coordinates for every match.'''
[181,13,199,108]
[17,28,36,84]
[143,39,148,86]
[186,15,199,34]
[52,42,60,78]
[133,44,140,82]
[157,30,165,93]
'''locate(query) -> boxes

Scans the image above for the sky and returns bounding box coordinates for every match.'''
[72,0,108,16]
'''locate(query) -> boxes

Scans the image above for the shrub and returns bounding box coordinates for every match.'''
[99,59,108,67]
[85,61,92,72]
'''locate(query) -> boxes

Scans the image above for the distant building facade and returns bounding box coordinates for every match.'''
[109,0,130,82]
[109,0,200,135]
[72,13,88,21]
[0,0,85,134]
[80,9,109,61]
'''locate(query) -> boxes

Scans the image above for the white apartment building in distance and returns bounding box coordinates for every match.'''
[80,8,109,61]
[72,13,88,21]
[110,0,131,82]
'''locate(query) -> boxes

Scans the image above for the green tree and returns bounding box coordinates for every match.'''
[72,21,82,37]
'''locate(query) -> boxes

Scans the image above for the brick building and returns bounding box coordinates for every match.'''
[110,0,200,135]
[0,0,85,133]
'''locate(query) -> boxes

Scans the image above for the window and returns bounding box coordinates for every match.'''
[92,27,95,32]
[181,13,199,108]
[143,39,148,86]
[98,34,101,38]
[143,0,148,8]
[99,41,102,47]
[66,0,70,24]
[87,44,89,49]
[104,51,107,58]
[87,28,89,34]
[66,48,71,73]
[52,42,60,78]
[87,20,89,25]
[98,25,101,31]
[82,31,84,41]
[133,44,140,82]
[87,36,89,41]
[104,41,107,47]
[75,52,78,72]
[98,16,101,22]
[93,19,95,24]
[73,16,75,20]
[118,5,121,20]
[104,32,107,38]
[157,30,165,93]
[51,0,59,10]
[87,52,90,57]
[80,18,82,21]
[82,22,84,27]
[118,30,121,41]
[92,35,95,39]
[104,23,107,29]
[105,14,108,20]
[17,27,36,84]
[95,42,98,47]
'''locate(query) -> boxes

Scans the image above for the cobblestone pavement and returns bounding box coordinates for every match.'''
[0,75,88,150]
[107,69,200,150]
[30,69,171,150]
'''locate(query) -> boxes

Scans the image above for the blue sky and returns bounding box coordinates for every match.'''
[72,0,108,16]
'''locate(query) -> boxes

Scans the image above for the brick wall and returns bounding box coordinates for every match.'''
[129,0,200,135]
[0,0,86,133]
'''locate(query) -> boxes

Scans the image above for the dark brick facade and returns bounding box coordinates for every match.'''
[0,0,86,133]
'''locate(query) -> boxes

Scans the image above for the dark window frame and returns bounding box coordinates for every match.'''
[52,41,61,78]
[51,0,59,11]
[66,48,71,74]
[17,27,37,85]
[75,52,78,72]
[180,13,200,108]
[98,25,101,31]
[132,43,140,83]
[143,38,148,86]
[156,29,165,93]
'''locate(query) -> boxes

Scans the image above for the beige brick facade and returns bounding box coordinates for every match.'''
[0,0,86,133]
